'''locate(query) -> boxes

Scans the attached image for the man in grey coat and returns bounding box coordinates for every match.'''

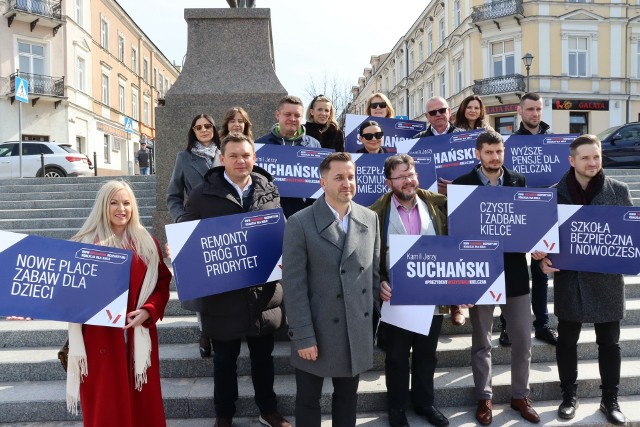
[282,152,381,427]
[539,134,632,425]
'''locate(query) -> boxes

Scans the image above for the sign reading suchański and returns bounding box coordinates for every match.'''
[388,235,505,306]
[503,134,574,187]
[165,208,285,301]
[447,184,559,253]
[552,99,609,111]
[0,231,131,327]
[548,205,640,275]
[344,114,426,153]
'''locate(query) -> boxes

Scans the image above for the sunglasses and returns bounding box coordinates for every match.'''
[427,107,448,117]
[193,123,213,132]
[370,102,387,109]
[361,132,384,141]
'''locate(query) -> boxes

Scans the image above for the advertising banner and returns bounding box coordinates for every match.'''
[344,114,426,153]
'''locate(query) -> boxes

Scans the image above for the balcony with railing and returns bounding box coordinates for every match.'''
[5,0,64,34]
[471,0,524,23]
[7,72,65,105]
[472,74,525,96]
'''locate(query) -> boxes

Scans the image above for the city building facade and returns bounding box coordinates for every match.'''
[0,0,178,176]
[349,0,640,135]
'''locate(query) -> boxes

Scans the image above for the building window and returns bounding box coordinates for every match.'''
[418,87,424,115]
[118,84,125,112]
[569,112,589,134]
[385,76,389,92]
[117,35,124,62]
[103,134,111,164]
[427,32,433,56]
[427,80,434,100]
[409,92,415,118]
[438,71,446,97]
[143,58,149,82]
[131,87,139,120]
[438,18,445,45]
[398,97,405,116]
[492,39,515,77]
[159,73,164,97]
[131,47,138,74]
[454,0,462,27]
[398,59,404,80]
[100,18,109,50]
[76,57,85,92]
[408,50,414,74]
[568,36,588,77]
[454,57,463,93]
[101,74,109,104]
[153,68,158,88]
[18,41,45,77]
[392,69,397,86]
[143,97,150,124]
[495,116,516,135]
[418,41,424,64]
[75,0,83,26]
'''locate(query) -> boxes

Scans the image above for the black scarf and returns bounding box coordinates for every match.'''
[566,166,604,205]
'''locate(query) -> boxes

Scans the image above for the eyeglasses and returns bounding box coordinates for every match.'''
[388,173,417,181]
[193,123,213,132]
[361,131,384,140]
[370,102,387,109]
[427,107,448,117]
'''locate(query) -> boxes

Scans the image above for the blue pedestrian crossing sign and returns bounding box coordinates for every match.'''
[124,116,134,133]
[15,77,29,103]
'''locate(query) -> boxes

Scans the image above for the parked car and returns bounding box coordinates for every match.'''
[597,122,640,168]
[57,143,93,170]
[0,141,93,178]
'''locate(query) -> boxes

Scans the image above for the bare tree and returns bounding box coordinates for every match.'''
[304,75,353,120]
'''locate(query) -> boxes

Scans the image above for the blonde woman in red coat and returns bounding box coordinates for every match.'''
[66,180,171,427]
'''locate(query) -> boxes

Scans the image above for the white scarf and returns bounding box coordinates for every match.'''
[66,251,159,414]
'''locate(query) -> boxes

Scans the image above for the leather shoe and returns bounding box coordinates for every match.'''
[214,418,232,427]
[535,325,558,345]
[510,397,540,423]
[499,329,511,347]
[450,305,465,326]
[199,333,212,358]
[388,407,409,427]
[475,399,492,426]
[259,411,291,427]
[558,396,578,419]
[600,400,626,425]
[415,405,449,426]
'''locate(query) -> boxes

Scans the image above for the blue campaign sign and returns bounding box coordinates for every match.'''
[254,144,332,199]
[124,116,134,133]
[548,205,640,275]
[352,152,437,206]
[503,134,575,187]
[165,208,285,301]
[388,235,505,305]
[395,130,483,181]
[15,77,29,103]
[344,114,426,153]
[448,184,560,253]
[0,231,131,327]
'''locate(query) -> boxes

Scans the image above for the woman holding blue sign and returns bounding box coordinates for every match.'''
[356,120,388,154]
[66,180,171,426]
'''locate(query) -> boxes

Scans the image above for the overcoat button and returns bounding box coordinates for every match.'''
[362,288,366,294]
[360,267,364,271]
[288,331,293,337]
[333,318,339,323]
[364,312,369,317]
[337,293,342,298]
[99,349,107,355]
[341,270,346,274]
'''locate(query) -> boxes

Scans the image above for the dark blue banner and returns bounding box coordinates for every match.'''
[0,231,132,327]
[352,152,437,207]
[395,130,483,181]
[503,134,576,187]
[548,205,640,275]
[388,235,505,305]
[447,184,559,253]
[344,114,426,153]
[165,208,285,301]
[254,144,334,199]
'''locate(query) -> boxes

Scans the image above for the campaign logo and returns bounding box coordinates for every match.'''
[241,212,282,228]
[410,148,433,155]
[542,136,574,145]
[75,249,129,264]
[623,211,640,221]
[413,156,432,165]
[514,191,554,202]
[395,122,425,132]
[459,240,500,250]
[297,150,330,159]
[449,130,483,144]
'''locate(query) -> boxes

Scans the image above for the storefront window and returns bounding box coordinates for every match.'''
[495,115,516,135]
[569,112,588,135]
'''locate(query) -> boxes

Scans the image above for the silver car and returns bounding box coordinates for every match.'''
[0,141,93,178]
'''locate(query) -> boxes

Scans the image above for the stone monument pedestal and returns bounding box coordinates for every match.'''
[153,8,286,245]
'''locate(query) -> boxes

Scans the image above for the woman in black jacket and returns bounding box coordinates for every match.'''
[304,94,345,151]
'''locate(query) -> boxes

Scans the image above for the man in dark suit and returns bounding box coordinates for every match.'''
[282,152,380,427]
[452,131,539,426]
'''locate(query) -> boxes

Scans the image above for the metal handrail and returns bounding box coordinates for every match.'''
[471,0,524,23]
[472,74,526,95]
[8,72,65,97]
[7,0,63,20]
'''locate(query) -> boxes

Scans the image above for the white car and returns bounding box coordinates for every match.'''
[0,141,93,178]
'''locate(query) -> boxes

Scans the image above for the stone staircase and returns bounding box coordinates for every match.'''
[0,171,639,426]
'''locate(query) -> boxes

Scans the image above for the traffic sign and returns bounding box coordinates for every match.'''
[124,117,134,133]
[15,77,29,103]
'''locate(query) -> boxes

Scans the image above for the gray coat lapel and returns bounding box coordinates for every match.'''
[342,204,369,263]
[314,196,345,250]
[190,152,210,178]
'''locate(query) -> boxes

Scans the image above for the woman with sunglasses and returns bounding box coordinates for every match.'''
[305,95,345,151]
[366,92,395,118]
[454,95,494,131]
[357,120,388,154]
[219,107,254,140]
[166,113,221,359]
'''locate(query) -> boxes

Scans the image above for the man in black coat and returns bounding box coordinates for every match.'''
[452,131,539,426]
[181,133,290,427]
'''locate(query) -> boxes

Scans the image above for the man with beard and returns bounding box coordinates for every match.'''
[369,154,450,427]
[452,131,540,426]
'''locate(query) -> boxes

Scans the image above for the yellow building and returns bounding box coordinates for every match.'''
[349,0,640,135]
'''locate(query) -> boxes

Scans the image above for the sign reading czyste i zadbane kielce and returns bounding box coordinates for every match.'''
[447,184,560,253]
[548,205,640,276]
[0,231,131,327]
[165,208,285,302]
[388,235,505,306]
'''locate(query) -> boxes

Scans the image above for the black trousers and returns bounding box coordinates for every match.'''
[381,315,443,409]
[556,319,621,391]
[295,369,360,427]
[211,334,277,418]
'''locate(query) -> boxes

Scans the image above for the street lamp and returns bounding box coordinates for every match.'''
[522,52,534,93]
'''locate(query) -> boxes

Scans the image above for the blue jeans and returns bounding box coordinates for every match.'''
[139,167,150,175]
